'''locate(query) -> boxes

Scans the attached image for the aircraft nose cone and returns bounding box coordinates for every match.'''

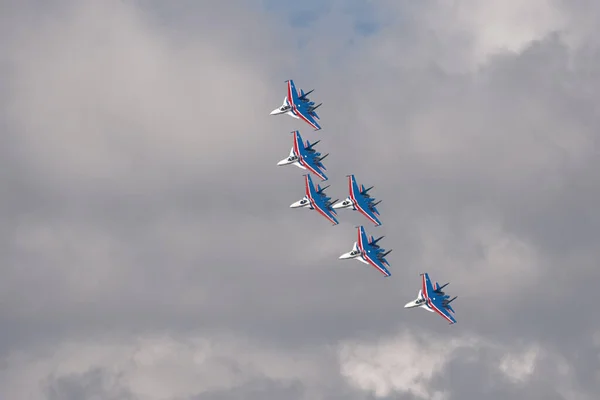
[270,108,279,115]
[277,159,288,166]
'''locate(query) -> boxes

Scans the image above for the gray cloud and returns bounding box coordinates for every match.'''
[45,368,135,400]
[1,0,599,399]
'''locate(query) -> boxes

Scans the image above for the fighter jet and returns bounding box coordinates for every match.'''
[290,174,339,225]
[270,80,322,130]
[404,273,457,325]
[339,226,391,277]
[332,175,382,226]
[277,130,329,181]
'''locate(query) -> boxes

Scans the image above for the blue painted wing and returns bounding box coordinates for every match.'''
[347,175,382,226]
[287,80,322,131]
[421,273,457,324]
[356,226,391,277]
[293,131,328,181]
[304,175,338,225]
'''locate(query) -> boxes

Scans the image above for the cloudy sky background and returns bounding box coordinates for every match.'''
[1,0,600,399]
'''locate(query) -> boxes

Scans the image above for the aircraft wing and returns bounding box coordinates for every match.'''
[286,79,300,106]
[421,273,457,324]
[357,226,391,277]
[304,175,338,225]
[293,131,327,181]
[293,103,322,130]
[348,175,382,226]
[287,80,322,131]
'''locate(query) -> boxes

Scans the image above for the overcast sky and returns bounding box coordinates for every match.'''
[1,0,600,399]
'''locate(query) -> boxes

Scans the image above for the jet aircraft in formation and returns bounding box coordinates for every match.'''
[339,225,392,277]
[333,175,382,226]
[270,79,322,131]
[290,174,339,226]
[271,79,458,325]
[404,272,458,324]
[277,130,329,181]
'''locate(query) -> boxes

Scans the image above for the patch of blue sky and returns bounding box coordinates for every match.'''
[261,0,382,37]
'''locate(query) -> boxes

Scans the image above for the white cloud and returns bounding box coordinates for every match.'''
[447,0,566,65]
[498,345,539,383]
[338,330,592,399]
[0,334,332,400]
[338,330,477,399]
[4,0,280,187]
[370,0,566,71]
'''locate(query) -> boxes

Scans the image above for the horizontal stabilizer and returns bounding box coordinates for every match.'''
[435,282,449,292]
[372,200,382,206]
[371,236,385,245]
[305,140,320,150]
[317,184,330,193]
[443,296,457,306]
[299,89,314,99]
[381,249,392,258]
[309,103,322,112]
[316,153,329,162]
[361,186,374,194]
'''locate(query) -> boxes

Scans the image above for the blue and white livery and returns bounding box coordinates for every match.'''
[333,175,382,226]
[270,80,322,131]
[404,273,458,325]
[290,174,339,225]
[339,226,392,277]
[277,130,329,181]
